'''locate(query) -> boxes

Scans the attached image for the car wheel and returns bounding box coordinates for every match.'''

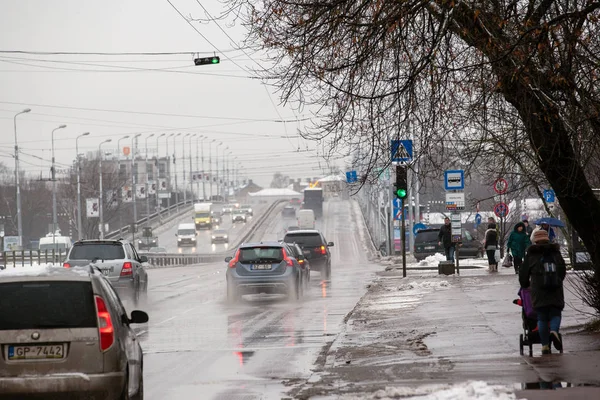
[131,370,143,400]
[120,372,130,400]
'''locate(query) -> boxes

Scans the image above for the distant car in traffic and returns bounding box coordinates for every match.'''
[176,223,197,247]
[63,239,149,303]
[211,229,229,244]
[222,204,238,214]
[211,211,223,225]
[148,246,167,254]
[413,228,484,261]
[240,204,253,216]
[0,266,148,399]
[289,197,302,206]
[283,229,333,278]
[285,226,300,233]
[297,209,316,229]
[231,209,247,223]
[282,206,297,218]
[225,241,305,302]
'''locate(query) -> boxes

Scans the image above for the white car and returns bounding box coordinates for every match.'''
[231,209,247,223]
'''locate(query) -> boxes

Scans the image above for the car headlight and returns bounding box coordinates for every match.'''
[152,240,156,243]
[212,236,216,239]
[178,238,182,241]
[138,240,142,243]
[224,235,228,238]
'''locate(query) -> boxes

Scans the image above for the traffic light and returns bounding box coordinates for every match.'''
[194,56,220,66]
[395,165,408,199]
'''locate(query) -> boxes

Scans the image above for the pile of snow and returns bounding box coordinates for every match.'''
[418,253,447,267]
[370,381,518,400]
[397,280,450,292]
[0,264,88,277]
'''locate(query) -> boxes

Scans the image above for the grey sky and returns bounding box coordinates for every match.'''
[0,0,335,187]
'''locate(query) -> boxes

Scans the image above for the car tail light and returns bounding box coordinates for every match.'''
[316,245,327,255]
[120,262,132,276]
[282,248,294,267]
[229,250,240,268]
[95,296,114,351]
[63,262,71,268]
[298,259,305,265]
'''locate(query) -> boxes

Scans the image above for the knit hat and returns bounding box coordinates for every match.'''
[533,229,550,244]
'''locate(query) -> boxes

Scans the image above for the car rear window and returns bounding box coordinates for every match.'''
[284,233,323,247]
[239,247,284,263]
[415,230,440,243]
[69,243,125,260]
[0,281,97,330]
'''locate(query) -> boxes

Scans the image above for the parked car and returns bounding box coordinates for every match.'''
[211,229,229,244]
[63,239,149,303]
[231,209,247,223]
[413,228,484,261]
[0,266,148,399]
[225,241,305,302]
[282,206,297,218]
[282,229,333,278]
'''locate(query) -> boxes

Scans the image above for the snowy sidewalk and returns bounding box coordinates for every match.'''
[290,256,600,399]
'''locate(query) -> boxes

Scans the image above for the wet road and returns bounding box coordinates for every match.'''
[135,199,376,399]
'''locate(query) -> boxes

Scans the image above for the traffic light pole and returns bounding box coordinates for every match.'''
[401,199,407,277]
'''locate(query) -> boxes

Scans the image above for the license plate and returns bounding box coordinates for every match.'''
[424,246,435,250]
[303,250,311,255]
[100,268,113,276]
[8,344,66,360]
[251,264,272,270]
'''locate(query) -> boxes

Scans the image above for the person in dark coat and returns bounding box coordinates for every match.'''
[522,219,534,236]
[437,217,454,262]
[519,229,567,355]
[507,222,531,274]
[483,222,498,272]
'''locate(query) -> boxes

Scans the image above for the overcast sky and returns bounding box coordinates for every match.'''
[0,0,338,188]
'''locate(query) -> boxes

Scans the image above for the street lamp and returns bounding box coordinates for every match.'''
[144,134,155,225]
[216,141,223,200]
[171,133,182,212]
[131,133,142,230]
[196,135,207,201]
[182,133,191,203]
[116,135,130,234]
[76,132,90,241]
[156,133,166,219]
[13,108,31,244]
[165,133,175,215]
[51,124,67,250]
[98,139,112,239]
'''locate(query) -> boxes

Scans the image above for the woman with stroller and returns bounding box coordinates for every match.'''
[507,222,531,274]
[483,222,498,272]
[519,229,567,355]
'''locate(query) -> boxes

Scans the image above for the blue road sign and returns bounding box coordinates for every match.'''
[413,222,427,235]
[346,170,358,183]
[391,140,413,163]
[444,170,465,191]
[393,198,403,220]
[543,189,555,203]
[475,213,482,226]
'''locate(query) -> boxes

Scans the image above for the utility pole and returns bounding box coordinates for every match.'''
[199,136,206,201]
[51,124,67,251]
[98,139,112,239]
[182,133,190,204]
[156,133,165,220]
[188,134,195,201]
[166,134,174,216]
[14,108,31,245]
[131,133,142,235]
[76,132,90,241]
[116,135,130,234]
[173,133,181,212]
[144,134,154,226]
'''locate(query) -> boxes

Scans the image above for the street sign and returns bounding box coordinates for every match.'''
[391,140,413,163]
[475,213,482,226]
[494,202,509,218]
[122,146,130,156]
[345,170,358,183]
[86,198,99,218]
[393,198,403,220]
[444,170,465,191]
[445,192,465,211]
[413,222,427,235]
[543,189,555,203]
[158,192,170,199]
[494,178,508,194]
[451,213,462,243]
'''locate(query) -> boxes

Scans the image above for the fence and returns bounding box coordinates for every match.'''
[355,182,390,254]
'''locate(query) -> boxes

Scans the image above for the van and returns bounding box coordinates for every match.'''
[297,209,316,229]
[176,223,197,247]
[38,233,72,253]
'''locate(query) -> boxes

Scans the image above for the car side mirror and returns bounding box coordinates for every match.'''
[129,310,149,324]
[139,255,148,263]
[328,242,334,247]
[225,256,232,262]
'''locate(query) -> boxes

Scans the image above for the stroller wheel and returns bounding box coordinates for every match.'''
[519,334,524,356]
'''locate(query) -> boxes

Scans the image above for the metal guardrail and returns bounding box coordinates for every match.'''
[1,249,67,268]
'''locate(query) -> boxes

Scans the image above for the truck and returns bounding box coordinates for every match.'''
[303,188,324,219]
[137,227,158,251]
[193,202,213,229]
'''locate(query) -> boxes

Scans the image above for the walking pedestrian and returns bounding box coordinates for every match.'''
[519,229,566,355]
[522,219,534,236]
[507,222,531,274]
[530,222,556,244]
[483,222,498,272]
[438,217,455,262]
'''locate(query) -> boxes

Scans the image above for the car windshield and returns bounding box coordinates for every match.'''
[415,231,439,243]
[233,210,245,215]
[284,232,322,247]
[0,281,97,330]
[178,229,196,236]
[239,247,284,263]
[69,243,125,260]
[195,212,210,218]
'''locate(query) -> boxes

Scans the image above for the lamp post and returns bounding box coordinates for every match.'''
[76,132,90,241]
[197,135,207,201]
[188,134,195,201]
[98,139,112,239]
[221,146,228,199]
[166,133,174,216]
[216,141,223,200]
[131,133,142,232]
[144,134,155,226]
[156,133,165,219]
[116,135,130,234]
[172,133,181,212]
[181,133,190,204]
[51,124,67,250]
[13,108,31,244]
[208,139,216,199]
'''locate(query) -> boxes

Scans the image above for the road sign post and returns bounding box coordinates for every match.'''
[390,140,413,163]
[444,170,465,191]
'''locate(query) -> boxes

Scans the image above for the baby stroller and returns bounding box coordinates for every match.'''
[514,288,563,356]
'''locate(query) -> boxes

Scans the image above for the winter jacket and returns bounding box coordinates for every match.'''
[438,224,452,249]
[507,222,531,259]
[483,228,498,250]
[519,243,566,310]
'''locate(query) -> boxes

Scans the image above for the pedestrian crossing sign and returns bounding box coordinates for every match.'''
[391,140,413,163]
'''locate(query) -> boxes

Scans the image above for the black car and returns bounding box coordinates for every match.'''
[414,228,484,261]
[282,230,333,278]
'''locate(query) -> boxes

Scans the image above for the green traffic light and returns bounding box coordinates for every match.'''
[211,57,219,64]
[396,188,407,198]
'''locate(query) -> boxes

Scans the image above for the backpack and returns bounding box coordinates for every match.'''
[540,252,561,289]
